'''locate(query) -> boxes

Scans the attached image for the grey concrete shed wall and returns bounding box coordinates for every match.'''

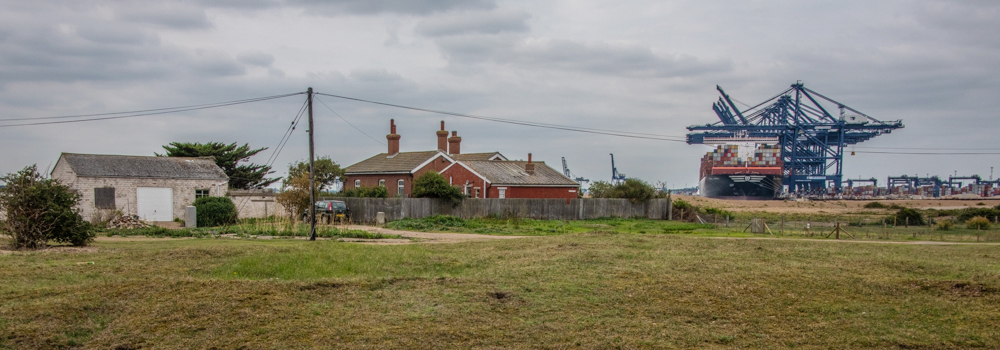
[52,158,228,221]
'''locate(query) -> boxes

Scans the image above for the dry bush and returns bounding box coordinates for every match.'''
[966,216,991,230]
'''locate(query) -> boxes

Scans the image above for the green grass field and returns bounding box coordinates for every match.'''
[2,232,999,349]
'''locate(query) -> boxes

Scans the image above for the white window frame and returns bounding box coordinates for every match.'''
[354,179,360,188]
[398,179,405,196]
[379,179,385,187]
[474,187,480,198]
[498,187,506,199]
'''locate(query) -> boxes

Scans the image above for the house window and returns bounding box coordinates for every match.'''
[355,179,361,188]
[94,187,115,209]
[398,179,405,196]
[195,189,210,199]
[379,179,385,187]
[498,188,506,199]
[474,188,480,198]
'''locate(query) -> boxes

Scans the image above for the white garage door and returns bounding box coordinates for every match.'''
[137,187,173,222]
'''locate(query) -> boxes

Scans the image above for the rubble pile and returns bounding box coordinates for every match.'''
[107,215,150,229]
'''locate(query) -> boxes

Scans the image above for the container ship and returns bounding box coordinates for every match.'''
[699,144,783,199]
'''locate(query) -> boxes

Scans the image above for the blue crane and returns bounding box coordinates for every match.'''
[610,153,626,185]
[686,82,904,194]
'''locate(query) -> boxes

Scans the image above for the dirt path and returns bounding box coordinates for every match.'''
[341,225,530,245]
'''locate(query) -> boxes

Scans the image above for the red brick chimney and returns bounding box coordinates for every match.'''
[436,121,449,153]
[448,131,461,155]
[386,119,400,156]
[525,153,535,175]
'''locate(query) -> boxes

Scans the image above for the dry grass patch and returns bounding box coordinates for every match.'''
[2,236,999,348]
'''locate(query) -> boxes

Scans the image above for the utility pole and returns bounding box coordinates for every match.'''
[308,87,317,241]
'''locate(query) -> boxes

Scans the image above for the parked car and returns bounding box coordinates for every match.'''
[301,200,351,223]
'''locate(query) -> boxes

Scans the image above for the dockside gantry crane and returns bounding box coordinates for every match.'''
[561,157,590,187]
[686,82,904,194]
[610,153,626,185]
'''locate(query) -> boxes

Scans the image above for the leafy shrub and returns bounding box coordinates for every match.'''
[956,208,1000,223]
[193,196,238,227]
[412,171,464,205]
[934,219,953,231]
[966,216,991,230]
[589,179,663,202]
[894,208,925,226]
[864,201,887,209]
[0,165,94,248]
[672,199,693,210]
[342,186,388,198]
[615,178,657,203]
[703,207,733,218]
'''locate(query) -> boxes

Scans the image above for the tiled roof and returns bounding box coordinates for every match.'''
[344,151,443,174]
[452,152,506,161]
[463,160,579,186]
[60,153,228,180]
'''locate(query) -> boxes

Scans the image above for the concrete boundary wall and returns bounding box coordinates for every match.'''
[321,197,671,222]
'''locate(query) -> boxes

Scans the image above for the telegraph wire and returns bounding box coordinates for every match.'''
[314,96,386,146]
[264,98,310,168]
[0,92,305,127]
[313,92,689,142]
[854,151,1000,156]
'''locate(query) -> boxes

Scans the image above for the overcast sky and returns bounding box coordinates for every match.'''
[1,0,998,188]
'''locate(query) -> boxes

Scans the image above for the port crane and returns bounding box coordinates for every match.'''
[561,157,591,187]
[686,82,904,194]
[610,153,626,185]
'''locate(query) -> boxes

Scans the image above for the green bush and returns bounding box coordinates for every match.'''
[342,186,388,198]
[934,219,953,231]
[863,201,887,209]
[966,216,991,230]
[956,208,1000,223]
[894,208,925,226]
[193,196,238,227]
[0,165,94,248]
[412,171,464,205]
[703,207,733,218]
[672,199,693,210]
[615,178,657,203]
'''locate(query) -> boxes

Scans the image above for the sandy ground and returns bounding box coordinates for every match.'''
[677,195,1000,214]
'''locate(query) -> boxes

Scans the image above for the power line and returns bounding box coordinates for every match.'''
[855,146,1000,151]
[313,92,689,142]
[855,151,1000,155]
[314,96,385,146]
[0,92,305,128]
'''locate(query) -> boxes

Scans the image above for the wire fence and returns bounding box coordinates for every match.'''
[683,213,1000,242]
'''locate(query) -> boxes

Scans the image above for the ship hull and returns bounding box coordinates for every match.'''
[699,174,781,200]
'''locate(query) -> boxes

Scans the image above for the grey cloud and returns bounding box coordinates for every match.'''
[0,16,248,85]
[237,52,275,67]
[415,9,529,37]
[191,51,246,77]
[349,68,404,82]
[435,36,732,78]
[114,3,213,30]
[196,0,496,15]
[289,0,496,15]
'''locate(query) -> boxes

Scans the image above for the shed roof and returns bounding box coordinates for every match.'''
[344,151,445,174]
[463,160,579,186]
[59,153,228,180]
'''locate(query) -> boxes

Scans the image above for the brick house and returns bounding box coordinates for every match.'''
[51,153,229,221]
[342,120,578,198]
[442,153,579,199]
